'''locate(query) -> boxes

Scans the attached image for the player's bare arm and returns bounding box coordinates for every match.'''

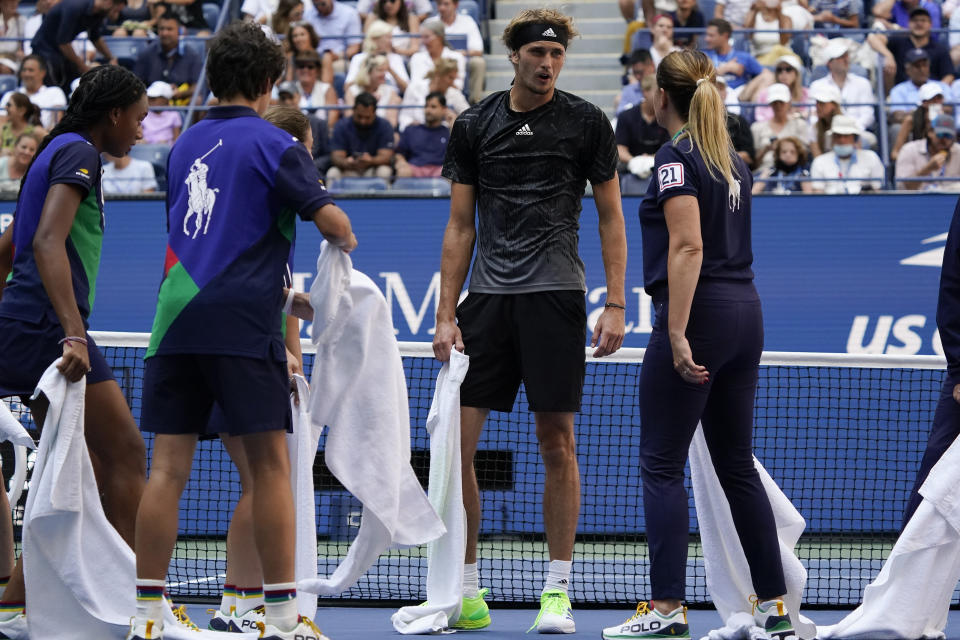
[591,175,627,358]
[432,181,477,362]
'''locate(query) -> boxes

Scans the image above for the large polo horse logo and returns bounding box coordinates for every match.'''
[183,139,222,239]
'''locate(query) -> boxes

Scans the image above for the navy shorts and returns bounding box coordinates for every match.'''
[0,315,114,399]
[141,353,291,436]
[456,291,586,413]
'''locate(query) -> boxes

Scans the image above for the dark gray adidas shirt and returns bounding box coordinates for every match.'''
[441,89,618,293]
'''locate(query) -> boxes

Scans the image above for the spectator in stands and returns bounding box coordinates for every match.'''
[294,50,339,126]
[648,14,681,66]
[347,54,401,128]
[133,14,203,103]
[750,83,812,171]
[809,40,876,133]
[872,0,941,31]
[0,0,26,75]
[0,93,45,155]
[29,0,125,89]
[394,91,448,177]
[141,80,181,144]
[242,0,278,27]
[868,7,953,89]
[781,0,814,32]
[714,0,754,27]
[618,0,675,52]
[327,91,394,181]
[357,0,432,22]
[277,80,333,173]
[704,19,771,101]
[752,136,813,194]
[101,150,158,194]
[23,0,57,56]
[669,0,704,48]
[283,21,324,82]
[399,57,467,131]
[716,74,757,166]
[0,54,66,130]
[615,74,668,184]
[809,114,885,193]
[345,20,410,94]
[365,0,420,57]
[891,82,945,160]
[895,113,960,189]
[888,50,950,123]
[272,0,306,37]
[754,55,809,123]
[615,48,655,114]
[810,83,842,155]
[744,0,795,65]
[409,20,466,90]
[807,0,861,29]
[0,131,36,194]
[303,0,363,74]
[425,0,485,102]
[157,0,209,33]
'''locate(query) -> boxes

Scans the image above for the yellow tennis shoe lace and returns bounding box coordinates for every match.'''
[171,604,200,631]
[625,601,652,623]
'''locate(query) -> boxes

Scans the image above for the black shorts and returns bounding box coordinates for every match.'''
[456,291,586,413]
[141,353,291,436]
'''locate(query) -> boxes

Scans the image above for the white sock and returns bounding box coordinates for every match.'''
[543,559,572,594]
[463,563,479,598]
[263,582,299,631]
[135,579,166,625]
[235,585,264,615]
[219,584,236,615]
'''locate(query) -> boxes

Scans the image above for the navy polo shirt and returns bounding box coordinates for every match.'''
[330,115,395,158]
[396,124,448,166]
[638,135,754,297]
[887,35,954,84]
[615,105,669,158]
[133,40,204,87]
[31,0,106,60]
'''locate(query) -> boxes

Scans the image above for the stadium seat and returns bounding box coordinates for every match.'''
[0,75,16,96]
[129,143,171,190]
[458,0,480,24]
[328,176,390,192]
[203,3,220,30]
[391,177,451,194]
[108,38,144,70]
[619,174,649,196]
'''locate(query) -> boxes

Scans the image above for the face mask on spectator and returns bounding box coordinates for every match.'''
[833,144,854,158]
[774,157,798,173]
[929,104,943,121]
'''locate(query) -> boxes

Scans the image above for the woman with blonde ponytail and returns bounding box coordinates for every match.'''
[601,49,797,640]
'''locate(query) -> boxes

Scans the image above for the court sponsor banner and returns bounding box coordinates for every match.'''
[2,193,953,355]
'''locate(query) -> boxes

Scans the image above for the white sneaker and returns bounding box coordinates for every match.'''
[208,605,265,633]
[259,615,330,640]
[602,602,690,639]
[126,617,164,640]
[753,598,796,640]
[530,589,575,633]
[0,614,27,640]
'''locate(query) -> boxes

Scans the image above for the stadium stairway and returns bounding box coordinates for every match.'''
[484,0,625,117]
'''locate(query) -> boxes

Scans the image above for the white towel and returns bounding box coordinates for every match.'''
[22,360,256,640]
[391,350,470,634]
[0,400,36,449]
[816,432,960,640]
[689,426,816,640]
[299,242,445,596]
[287,374,321,619]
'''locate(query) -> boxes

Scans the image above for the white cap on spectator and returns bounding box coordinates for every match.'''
[811,84,842,104]
[824,39,849,61]
[918,82,944,104]
[828,114,861,136]
[775,54,802,73]
[147,81,174,100]
[715,75,728,86]
[766,83,791,104]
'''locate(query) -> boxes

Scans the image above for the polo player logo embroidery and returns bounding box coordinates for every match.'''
[183,139,222,239]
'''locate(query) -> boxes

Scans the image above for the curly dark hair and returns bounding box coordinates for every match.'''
[206,20,286,101]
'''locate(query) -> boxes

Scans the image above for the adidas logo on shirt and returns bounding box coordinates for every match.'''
[542,27,557,37]
[515,123,534,136]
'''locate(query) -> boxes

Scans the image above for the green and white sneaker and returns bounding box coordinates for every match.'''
[753,598,795,640]
[452,587,491,630]
[602,602,690,639]
[528,589,575,634]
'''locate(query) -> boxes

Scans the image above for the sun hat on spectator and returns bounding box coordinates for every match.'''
[824,39,849,61]
[775,54,803,73]
[811,84,842,104]
[147,81,174,100]
[918,82,945,104]
[828,114,861,136]
[766,83,791,103]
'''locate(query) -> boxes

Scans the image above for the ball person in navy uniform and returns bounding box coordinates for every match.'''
[432,7,627,635]
[601,50,796,640]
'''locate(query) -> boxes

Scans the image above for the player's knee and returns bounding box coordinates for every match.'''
[537,430,576,468]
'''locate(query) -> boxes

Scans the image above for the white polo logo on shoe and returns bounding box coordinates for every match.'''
[624,620,661,633]
[516,124,534,136]
[542,27,556,36]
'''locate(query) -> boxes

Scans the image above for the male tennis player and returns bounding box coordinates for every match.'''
[129,22,355,640]
[433,8,627,634]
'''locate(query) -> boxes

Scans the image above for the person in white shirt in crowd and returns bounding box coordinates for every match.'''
[751,82,813,171]
[888,49,951,123]
[141,80,181,145]
[303,0,363,74]
[809,114,885,193]
[895,112,960,190]
[399,57,467,131]
[754,54,809,123]
[809,39,877,133]
[409,20,466,90]
[294,49,340,127]
[743,0,795,65]
[0,0,26,76]
[808,82,878,154]
[356,0,431,22]
[714,0,754,27]
[241,0,279,26]
[781,0,814,31]
[0,54,66,130]
[424,0,485,102]
[648,14,681,67]
[345,19,410,94]
[101,150,158,195]
[892,81,947,161]
[364,0,420,57]
[346,54,401,128]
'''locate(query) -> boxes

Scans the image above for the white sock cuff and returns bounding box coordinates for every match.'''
[136,579,166,588]
[544,559,572,593]
[463,563,479,598]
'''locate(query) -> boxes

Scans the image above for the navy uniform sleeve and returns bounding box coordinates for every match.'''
[49,141,100,195]
[274,144,335,221]
[653,139,699,206]
[442,111,477,185]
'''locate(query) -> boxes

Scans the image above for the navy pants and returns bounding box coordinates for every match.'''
[903,372,960,528]
[639,282,786,601]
